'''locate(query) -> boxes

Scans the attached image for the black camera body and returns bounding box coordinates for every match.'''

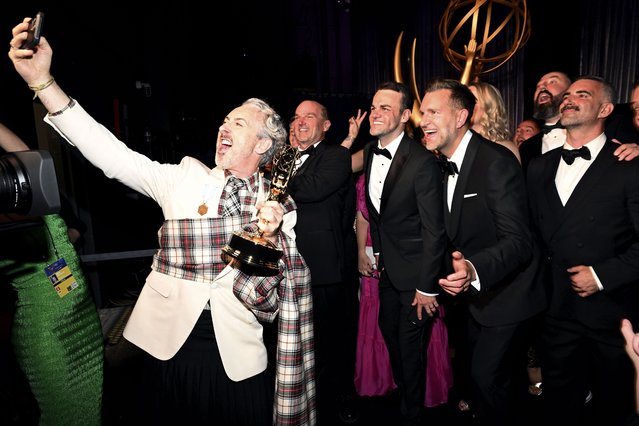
[0,150,60,217]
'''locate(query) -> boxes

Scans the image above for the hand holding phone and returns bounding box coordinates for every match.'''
[20,12,45,50]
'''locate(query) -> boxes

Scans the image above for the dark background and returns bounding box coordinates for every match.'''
[0,0,634,305]
[1,0,586,149]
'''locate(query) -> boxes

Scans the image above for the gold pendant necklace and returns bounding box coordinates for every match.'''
[198,182,214,216]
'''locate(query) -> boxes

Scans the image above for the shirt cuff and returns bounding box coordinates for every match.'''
[590,266,604,291]
[467,259,481,291]
[416,289,439,297]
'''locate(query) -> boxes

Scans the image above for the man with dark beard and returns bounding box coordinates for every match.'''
[520,71,639,171]
[527,75,639,426]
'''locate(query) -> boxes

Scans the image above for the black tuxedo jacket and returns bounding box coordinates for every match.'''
[527,141,639,329]
[363,135,446,294]
[519,131,543,173]
[520,106,639,173]
[447,133,546,327]
[288,142,354,285]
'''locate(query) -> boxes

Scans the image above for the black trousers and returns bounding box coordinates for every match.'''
[312,279,359,423]
[466,314,527,426]
[377,272,429,423]
[541,316,635,426]
[138,310,274,426]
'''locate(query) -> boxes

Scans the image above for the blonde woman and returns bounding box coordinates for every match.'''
[468,81,521,163]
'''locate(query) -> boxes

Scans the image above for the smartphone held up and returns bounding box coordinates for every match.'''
[20,12,45,50]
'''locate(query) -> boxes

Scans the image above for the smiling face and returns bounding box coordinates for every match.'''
[533,72,572,121]
[369,89,410,145]
[559,78,613,135]
[515,119,541,146]
[215,103,271,177]
[293,100,330,150]
[419,88,468,158]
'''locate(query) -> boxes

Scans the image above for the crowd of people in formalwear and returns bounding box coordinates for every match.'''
[7,14,639,426]
[336,75,639,426]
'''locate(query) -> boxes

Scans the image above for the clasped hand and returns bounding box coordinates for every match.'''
[438,251,474,296]
[567,265,598,297]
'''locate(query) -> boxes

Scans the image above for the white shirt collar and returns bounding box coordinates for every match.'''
[449,130,473,172]
[561,132,607,160]
[379,132,404,157]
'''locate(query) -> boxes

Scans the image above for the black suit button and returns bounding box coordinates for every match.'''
[588,216,594,221]
[576,243,584,248]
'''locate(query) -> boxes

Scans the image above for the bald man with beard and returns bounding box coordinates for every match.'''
[520,71,639,171]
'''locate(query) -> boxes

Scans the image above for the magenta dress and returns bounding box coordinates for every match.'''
[424,305,454,407]
[354,175,397,396]
[353,175,453,405]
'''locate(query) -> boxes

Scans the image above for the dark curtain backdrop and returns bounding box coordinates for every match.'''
[348,0,638,135]
[350,0,524,134]
[3,1,637,148]
[579,0,639,103]
[1,0,638,298]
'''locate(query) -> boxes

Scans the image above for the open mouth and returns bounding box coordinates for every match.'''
[421,128,437,143]
[537,92,552,105]
[218,138,232,154]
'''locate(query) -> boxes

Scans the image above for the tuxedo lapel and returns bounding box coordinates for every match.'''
[447,137,479,240]
[555,142,618,226]
[543,150,564,217]
[379,137,409,214]
[543,142,617,240]
[295,143,324,175]
[443,173,451,234]
[363,142,379,221]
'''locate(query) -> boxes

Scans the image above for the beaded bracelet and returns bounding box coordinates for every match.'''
[28,77,55,100]
[49,98,76,117]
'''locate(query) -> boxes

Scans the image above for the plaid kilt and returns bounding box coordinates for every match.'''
[153,175,316,425]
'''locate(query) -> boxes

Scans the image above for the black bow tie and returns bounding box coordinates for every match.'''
[542,122,565,135]
[560,146,591,165]
[436,155,459,176]
[298,145,315,157]
[372,146,392,160]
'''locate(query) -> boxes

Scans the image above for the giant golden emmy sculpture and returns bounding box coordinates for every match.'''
[221,145,300,275]
[394,0,530,125]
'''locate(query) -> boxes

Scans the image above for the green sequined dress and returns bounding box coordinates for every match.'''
[0,214,103,425]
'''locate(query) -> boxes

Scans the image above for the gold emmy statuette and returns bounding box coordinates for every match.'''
[393,0,530,126]
[221,145,300,275]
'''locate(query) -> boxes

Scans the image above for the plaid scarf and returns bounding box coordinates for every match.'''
[153,172,316,425]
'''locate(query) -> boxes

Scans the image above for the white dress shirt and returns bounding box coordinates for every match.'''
[554,132,607,290]
[368,132,403,213]
[555,133,606,204]
[541,122,567,154]
[447,130,473,210]
[448,130,481,291]
[295,141,321,172]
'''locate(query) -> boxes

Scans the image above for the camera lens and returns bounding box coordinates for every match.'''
[0,153,32,214]
[0,150,60,216]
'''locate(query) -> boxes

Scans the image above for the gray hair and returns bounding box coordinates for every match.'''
[573,75,616,104]
[242,98,287,168]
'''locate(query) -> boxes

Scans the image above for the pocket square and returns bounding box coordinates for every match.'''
[463,193,478,199]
